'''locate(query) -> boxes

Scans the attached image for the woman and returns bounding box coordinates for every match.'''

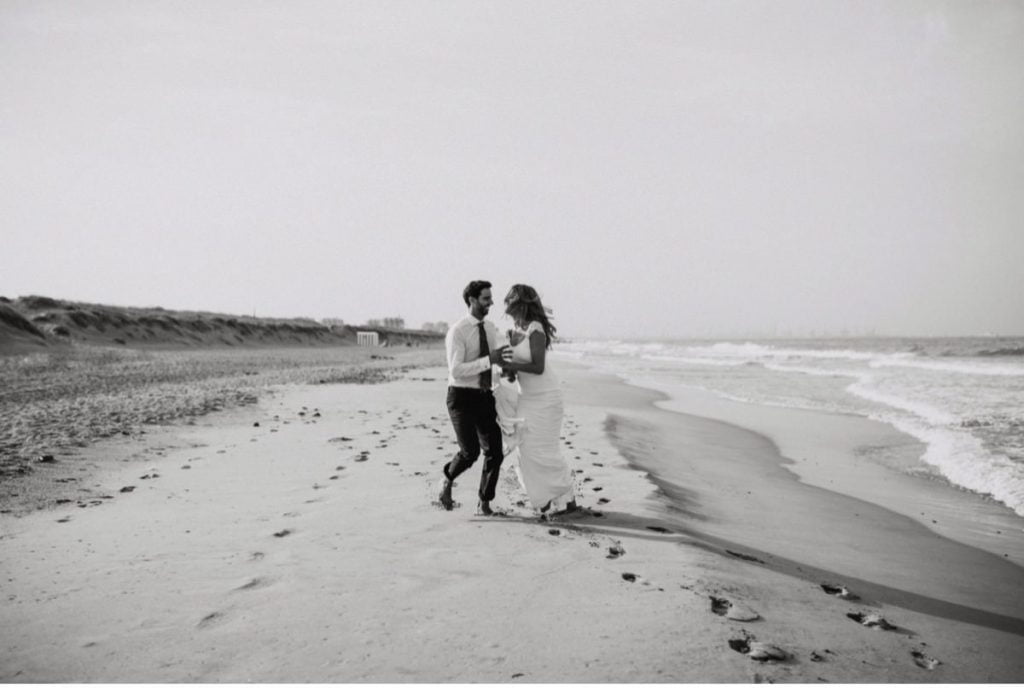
[500,284,578,515]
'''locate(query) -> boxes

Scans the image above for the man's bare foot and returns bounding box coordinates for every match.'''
[478,500,494,516]
[439,479,454,511]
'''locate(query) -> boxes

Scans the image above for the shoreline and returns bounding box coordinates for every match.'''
[2,361,1023,681]
[556,356,1024,566]
[564,364,1024,626]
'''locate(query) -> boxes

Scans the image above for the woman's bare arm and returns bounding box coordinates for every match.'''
[504,330,546,375]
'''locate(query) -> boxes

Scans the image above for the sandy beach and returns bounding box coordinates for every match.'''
[5,2,1022,682]
[2,354,1023,682]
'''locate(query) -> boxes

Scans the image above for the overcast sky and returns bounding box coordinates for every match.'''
[2,1,1022,338]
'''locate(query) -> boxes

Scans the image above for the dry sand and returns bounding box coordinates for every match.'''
[2,360,1023,682]
[0,346,438,509]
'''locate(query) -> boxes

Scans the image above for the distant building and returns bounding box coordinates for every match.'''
[366,317,405,329]
[357,331,379,347]
[321,317,345,327]
[421,321,448,334]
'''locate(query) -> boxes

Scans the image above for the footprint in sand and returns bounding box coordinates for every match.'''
[710,596,760,621]
[821,583,859,600]
[273,529,293,538]
[607,544,626,559]
[911,649,941,670]
[728,634,788,662]
[197,611,227,629]
[233,576,271,592]
[846,612,897,631]
[249,551,265,561]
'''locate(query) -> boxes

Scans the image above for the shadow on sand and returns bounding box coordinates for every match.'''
[474,503,1024,638]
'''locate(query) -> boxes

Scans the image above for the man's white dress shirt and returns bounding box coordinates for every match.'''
[446,314,499,389]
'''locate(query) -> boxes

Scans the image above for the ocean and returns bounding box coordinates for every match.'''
[556,337,1024,521]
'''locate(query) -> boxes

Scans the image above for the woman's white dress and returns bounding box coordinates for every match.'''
[506,321,575,511]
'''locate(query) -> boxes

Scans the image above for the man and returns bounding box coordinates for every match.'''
[440,280,510,515]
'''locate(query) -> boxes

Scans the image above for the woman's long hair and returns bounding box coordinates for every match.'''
[504,284,556,350]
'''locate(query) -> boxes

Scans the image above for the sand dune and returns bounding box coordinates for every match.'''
[0,295,442,353]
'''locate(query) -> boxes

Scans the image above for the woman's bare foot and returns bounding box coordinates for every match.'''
[552,500,580,517]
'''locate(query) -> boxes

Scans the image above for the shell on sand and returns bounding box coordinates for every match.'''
[725,604,760,622]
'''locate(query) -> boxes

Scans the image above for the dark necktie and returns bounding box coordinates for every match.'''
[478,322,491,390]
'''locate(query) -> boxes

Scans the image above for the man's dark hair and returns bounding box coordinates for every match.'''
[463,280,492,306]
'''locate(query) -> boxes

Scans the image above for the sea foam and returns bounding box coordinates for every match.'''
[879,416,1024,518]
[561,337,1024,519]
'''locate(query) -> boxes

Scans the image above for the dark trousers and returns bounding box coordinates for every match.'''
[444,386,504,502]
